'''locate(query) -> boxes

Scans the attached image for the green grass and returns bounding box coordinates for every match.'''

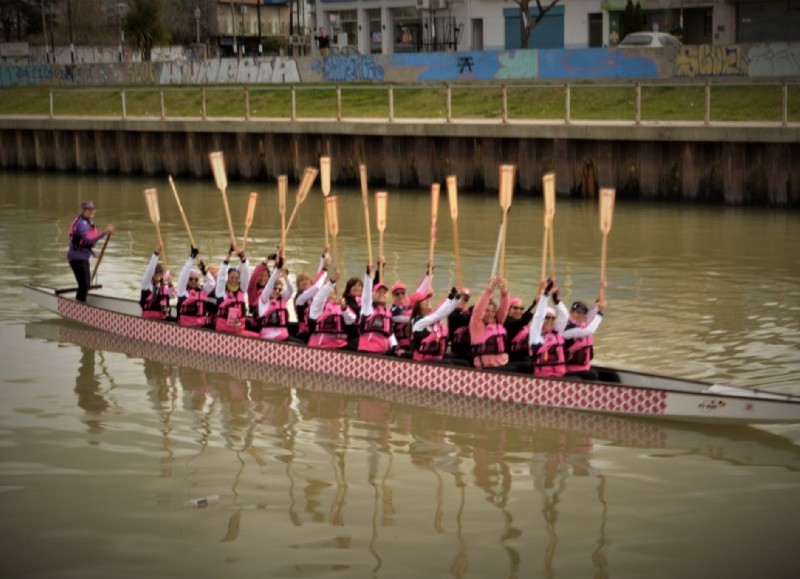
[0,82,797,123]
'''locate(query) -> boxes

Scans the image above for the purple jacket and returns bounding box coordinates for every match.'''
[67,215,106,261]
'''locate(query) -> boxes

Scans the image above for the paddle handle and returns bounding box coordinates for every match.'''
[452,218,462,289]
[91,232,112,283]
[278,175,287,250]
[241,191,257,252]
[549,227,556,280]
[362,194,373,269]
[168,175,195,248]
[541,226,549,282]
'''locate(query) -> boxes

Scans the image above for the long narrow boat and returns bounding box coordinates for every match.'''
[24,284,800,425]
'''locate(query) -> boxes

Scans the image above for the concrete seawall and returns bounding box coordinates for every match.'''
[1,117,798,206]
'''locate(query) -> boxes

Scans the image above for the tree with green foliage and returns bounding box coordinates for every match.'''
[621,0,645,39]
[123,0,168,61]
[506,0,562,49]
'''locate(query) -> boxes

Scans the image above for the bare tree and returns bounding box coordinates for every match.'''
[507,0,562,49]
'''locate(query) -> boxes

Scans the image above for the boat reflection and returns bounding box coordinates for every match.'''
[25,320,800,576]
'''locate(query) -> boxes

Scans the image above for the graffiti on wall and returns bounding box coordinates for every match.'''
[747,42,800,77]
[539,49,659,79]
[674,45,747,77]
[159,58,301,84]
[312,55,385,82]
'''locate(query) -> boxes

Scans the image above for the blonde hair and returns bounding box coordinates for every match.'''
[296,272,311,286]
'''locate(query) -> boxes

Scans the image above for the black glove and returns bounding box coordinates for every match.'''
[544,279,554,295]
[190,246,199,259]
[198,261,207,276]
[276,257,284,270]
[237,251,246,261]
[267,253,277,261]
[552,290,560,305]
[448,286,458,300]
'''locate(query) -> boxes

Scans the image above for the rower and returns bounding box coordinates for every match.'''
[140,242,175,320]
[176,245,213,328]
[307,270,356,349]
[357,264,398,355]
[214,245,258,337]
[562,289,607,380]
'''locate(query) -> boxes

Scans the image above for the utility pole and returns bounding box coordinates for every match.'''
[67,0,74,63]
[40,0,49,63]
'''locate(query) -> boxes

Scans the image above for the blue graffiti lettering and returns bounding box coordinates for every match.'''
[313,55,385,83]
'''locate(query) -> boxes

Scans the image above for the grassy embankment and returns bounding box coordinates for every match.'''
[1,83,798,122]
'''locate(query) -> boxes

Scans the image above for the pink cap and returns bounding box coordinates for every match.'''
[391,282,407,293]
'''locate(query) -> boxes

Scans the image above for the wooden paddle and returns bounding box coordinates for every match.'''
[325,195,340,273]
[168,175,195,248]
[359,164,374,269]
[278,175,287,252]
[541,172,556,282]
[599,187,616,302]
[91,232,112,284]
[208,151,236,248]
[144,188,168,270]
[320,156,331,245]
[446,175,462,289]
[375,191,388,281]
[241,191,258,252]
[428,183,440,277]
[496,164,515,279]
[284,166,319,238]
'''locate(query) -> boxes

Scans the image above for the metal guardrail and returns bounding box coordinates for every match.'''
[22,81,800,127]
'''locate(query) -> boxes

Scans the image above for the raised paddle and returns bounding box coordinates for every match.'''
[208,151,236,248]
[428,183,440,277]
[359,164,374,269]
[446,175,462,289]
[541,172,556,282]
[91,232,112,284]
[144,188,168,270]
[320,156,331,245]
[599,187,616,302]
[278,175,287,251]
[241,191,258,252]
[168,175,195,248]
[375,191,388,281]
[284,166,319,238]
[495,164,515,279]
[325,195,340,273]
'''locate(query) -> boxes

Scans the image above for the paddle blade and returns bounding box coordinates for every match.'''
[320,156,331,196]
[543,172,556,227]
[599,188,616,234]
[298,167,318,204]
[245,192,258,228]
[359,164,368,200]
[208,151,227,192]
[430,183,440,225]
[325,195,339,237]
[277,175,287,214]
[375,192,388,232]
[499,164,515,210]
[144,188,160,223]
[446,175,458,220]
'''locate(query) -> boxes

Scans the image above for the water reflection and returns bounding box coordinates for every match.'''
[74,347,109,435]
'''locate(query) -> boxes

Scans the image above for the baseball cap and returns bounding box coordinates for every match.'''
[81,200,95,210]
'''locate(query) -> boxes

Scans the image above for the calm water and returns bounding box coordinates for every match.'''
[2,170,800,578]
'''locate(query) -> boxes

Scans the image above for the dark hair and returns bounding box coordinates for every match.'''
[344,276,361,296]
[571,301,589,314]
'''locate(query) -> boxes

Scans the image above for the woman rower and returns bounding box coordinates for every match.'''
[358,264,397,355]
[256,255,302,343]
[409,287,462,363]
[505,295,536,371]
[307,270,356,349]
[389,265,432,352]
[293,244,330,343]
[469,276,512,370]
[528,279,568,378]
[342,275,364,349]
[140,242,176,320]
[562,285,607,380]
[176,245,214,327]
[447,288,472,361]
[214,245,258,336]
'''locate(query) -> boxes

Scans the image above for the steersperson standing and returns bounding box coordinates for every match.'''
[67,200,115,302]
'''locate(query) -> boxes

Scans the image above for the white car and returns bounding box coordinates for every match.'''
[618,32,682,48]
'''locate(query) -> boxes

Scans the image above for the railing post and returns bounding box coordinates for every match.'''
[782,82,788,127]
[291,86,296,121]
[388,85,394,123]
[159,89,165,120]
[502,84,508,124]
[565,83,571,125]
[201,88,207,120]
[121,89,127,120]
[635,82,641,125]
[244,86,250,120]
[49,89,54,118]
[446,83,452,123]
[336,85,342,121]
[704,81,711,126]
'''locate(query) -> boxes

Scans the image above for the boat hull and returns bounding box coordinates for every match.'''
[23,284,800,425]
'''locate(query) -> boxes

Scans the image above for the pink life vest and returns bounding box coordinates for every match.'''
[392,304,412,348]
[532,331,566,377]
[564,322,594,372]
[358,305,392,353]
[141,284,170,320]
[412,320,448,362]
[471,323,508,368]
[259,299,290,340]
[308,303,347,349]
[215,289,247,333]
[509,325,531,357]
[178,288,207,327]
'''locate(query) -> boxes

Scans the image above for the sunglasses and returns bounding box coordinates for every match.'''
[545,315,556,320]
[393,290,406,295]
[510,305,524,310]
[188,276,200,281]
